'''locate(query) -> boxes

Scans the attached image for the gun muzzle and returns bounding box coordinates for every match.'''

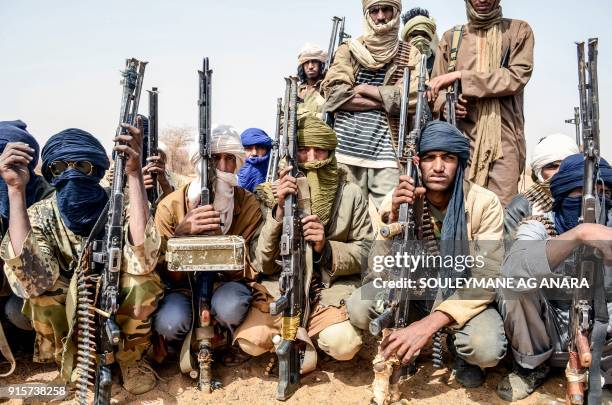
[369,308,394,337]
[380,223,403,239]
[270,296,289,316]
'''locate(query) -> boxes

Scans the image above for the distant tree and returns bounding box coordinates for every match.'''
[161,126,195,176]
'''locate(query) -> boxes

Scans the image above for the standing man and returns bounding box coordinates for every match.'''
[428,0,535,207]
[498,154,612,401]
[347,121,507,390]
[401,7,439,72]
[0,125,163,394]
[237,128,272,193]
[504,133,579,246]
[321,0,421,208]
[297,44,328,119]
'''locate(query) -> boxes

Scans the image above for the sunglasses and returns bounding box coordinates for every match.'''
[49,160,94,177]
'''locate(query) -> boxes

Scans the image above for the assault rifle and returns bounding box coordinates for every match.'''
[325,16,350,73]
[269,77,305,401]
[75,57,147,405]
[146,87,159,208]
[266,97,283,183]
[567,38,607,405]
[565,106,581,149]
[445,80,460,127]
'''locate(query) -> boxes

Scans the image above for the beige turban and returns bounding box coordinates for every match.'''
[348,0,402,70]
[298,43,328,65]
[400,15,437,42]
[190,124,245,174]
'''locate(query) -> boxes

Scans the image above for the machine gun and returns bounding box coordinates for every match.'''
[146,87,159,208]
[266,97,283,183]
[565,106,581,149]
[74,57,147,405]
[269,77,305,401]
[325,16,350,73]
[566,38,607,405]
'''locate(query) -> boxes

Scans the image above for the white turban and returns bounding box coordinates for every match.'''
[530,133,579,182]
[188,124,245,234]
[298,43,328,65]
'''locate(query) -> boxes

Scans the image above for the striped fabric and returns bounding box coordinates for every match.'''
[334,69,396,168]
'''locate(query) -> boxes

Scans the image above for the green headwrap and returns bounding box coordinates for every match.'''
[297,117,338,225]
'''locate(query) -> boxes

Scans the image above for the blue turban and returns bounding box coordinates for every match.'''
[551,153,612,233]
[0,120,45,221]
[419,121,470,247]
[238,128,272,192]
[42,128,110,236]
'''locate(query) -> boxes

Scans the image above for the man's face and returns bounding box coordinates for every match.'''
[213,153,237,174]
[303,60,322,81]
[297,147,329,164]
[368,4,394,25]
[419,151,459,192]
[541,160,561,181]
[244,145,268,159]
[470,0,496,14]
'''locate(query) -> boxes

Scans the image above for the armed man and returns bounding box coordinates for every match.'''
[0,125,163,394]
[321,0,421,208]
[142,140,185,203]
[504,133,579,247]
[297,43,328,119]
[428,0,535,207]
[498,153,612,401]
[0,120,55,376]
[153,126,264,365]
[400,7,438,73]
[238,128,273,193]
[347,121,507,391]
[237,116,370,366]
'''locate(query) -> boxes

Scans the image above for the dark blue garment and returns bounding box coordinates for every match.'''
[551,153,612,233]
[0,120,44,220]
[240,128,272,149]
[238,155,269,192]
[42,128,110,236]
[419,120,470,248]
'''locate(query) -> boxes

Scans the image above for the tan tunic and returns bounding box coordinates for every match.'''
[431,19,534,206]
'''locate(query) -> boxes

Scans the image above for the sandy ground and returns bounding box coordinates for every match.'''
[0,334,567,405]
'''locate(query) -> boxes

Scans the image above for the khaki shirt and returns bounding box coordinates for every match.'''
[378,180,504,328]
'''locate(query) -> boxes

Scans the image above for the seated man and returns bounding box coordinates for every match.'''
[504,133,579,247]
[238,128,272,193]
[0,120,55,374]
[347,121,506,389]
[497,153,612,401]
[240,116,369,363]
[0,125,163,394]
[153,125,263,364]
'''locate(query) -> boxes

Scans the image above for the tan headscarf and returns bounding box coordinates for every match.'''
[400,15,438,56]
[348,0,402,70]
[298,43,328,65]
[465,0,504,187]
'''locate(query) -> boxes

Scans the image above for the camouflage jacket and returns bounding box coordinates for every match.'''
[0,195,161,299]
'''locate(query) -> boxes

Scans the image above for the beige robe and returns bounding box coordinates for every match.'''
[431,19,535,206]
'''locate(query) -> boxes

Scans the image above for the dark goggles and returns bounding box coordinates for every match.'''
[49,160,94,177]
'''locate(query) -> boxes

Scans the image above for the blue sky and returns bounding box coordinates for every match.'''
[1,0,611,161]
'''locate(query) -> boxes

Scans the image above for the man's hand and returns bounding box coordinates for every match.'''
[443,94,469,120]
[114,121,143,177]
[142,155,173,194]
[354,84,382,102]
[578,224,612,265]
[380,312,452,364]
[174,205,222,236]
[302,215,326,253]
[275,167,298,220]
[0,142,33,191]
[427,71,462,102]
[389,175,426,223]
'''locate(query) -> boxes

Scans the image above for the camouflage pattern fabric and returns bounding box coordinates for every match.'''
[0,196,163,374]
